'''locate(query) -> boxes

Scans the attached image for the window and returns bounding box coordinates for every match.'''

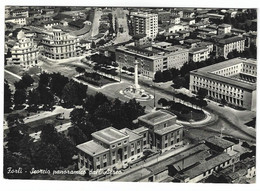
[165,143,168,148]
[131,151,134,156]
[143,133,146,138]
[124,154,127,159]
[177,131,180,136]
[171,140,174,145]
[112,160,115,164]
[97,165,100,169]
[96,157,99,162]
[164,123,167,127]
[103,155,106,159]
[112,151,115,156]
[144,140,146,145]
[118,142,121,146]
[103,162,107,167]
[112,145,115,149]
[137,148,140,153]
[124,147,127,152]
[131,144,134,148]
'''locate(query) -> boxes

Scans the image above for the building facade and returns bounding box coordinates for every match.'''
[216,36,245,58]
[189,58,257,111]
[77,110,183,174]
[131,12,158,40]
[116,43,189,78]
[189,46,210,62]
[41,28,81,59]
[11,37,39,68]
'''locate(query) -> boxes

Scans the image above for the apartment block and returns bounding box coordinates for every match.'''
[41,28,81,59]
[11,37,39,68]
[116,43,189,78]
[131,12,158,40]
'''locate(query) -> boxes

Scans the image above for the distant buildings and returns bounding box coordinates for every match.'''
[116,42,189,78]
[190,57,257,111]
[76,110,184,173]
[189,46,210,62]
[41,28,81,59]
[131,12,158,40]
[5,16,27,26]
[11,37,39,68]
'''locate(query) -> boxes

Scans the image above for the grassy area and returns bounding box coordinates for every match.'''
[168,103,206,122]
[77,73,117,87]
[25,114,70,134]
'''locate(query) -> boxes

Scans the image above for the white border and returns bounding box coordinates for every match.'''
[1,1,259,191]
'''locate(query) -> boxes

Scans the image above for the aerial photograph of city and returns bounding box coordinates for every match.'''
[3,5,257,185]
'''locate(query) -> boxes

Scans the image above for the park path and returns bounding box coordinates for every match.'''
[4,69,22,80]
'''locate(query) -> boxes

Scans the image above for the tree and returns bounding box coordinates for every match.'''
[21,73,34,87]
[75,67,85,74]
[13,88,26,107]
[67,126,88,145]
[6,113,24,127]
[4,81,13,113]
[56,135,76,167]
[4,150,33,179]
[162,70,173,82]
[91,41,96,49]
[197,88,208,100]
[40,122,59,144]
[32,143,62,170]
[49,73,69,97]
[158,98,169,107]
[61,81,88,108]
[27,89,41,107]
[154,70,163,82]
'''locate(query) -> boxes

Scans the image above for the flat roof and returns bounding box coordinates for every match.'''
[206,136,235,149]
[120,128,142,142]
[138,110,176,126]
[183,153,231,179]
[76,140,109,156]
[190,57,257,91]
[189,46,208,53]
[92,127,129,144]
[132,126,148,134]
[218,36,245,45]
[155,124,183,136]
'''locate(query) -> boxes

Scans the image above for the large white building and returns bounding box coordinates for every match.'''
[116,42,189,78]
[131,12,158,40]
[41,28,81,60]
[190,58,257,111]
[11,37,39,68]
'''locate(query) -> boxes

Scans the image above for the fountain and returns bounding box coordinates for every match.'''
[120,60,154,101]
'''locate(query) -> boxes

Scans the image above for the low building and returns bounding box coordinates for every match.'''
[189,57,257,111]
[216,36,245,58]
[11,37,39,68]
[11,8,29,18]
[116,43,189,78]
[167,24,185,34]
[170,16,181,24]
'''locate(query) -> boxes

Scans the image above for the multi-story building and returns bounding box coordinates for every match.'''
[77,110,183,174]
[216,36,245,58]
[131,12,158,40]
[41,28,81,59]
[11,37,39,68]
[77,126,149,173]
[137,110,184,153]
[189,46,210,62]
[116,43,189,78]
[190,57,257,111]
[11,8,29,18]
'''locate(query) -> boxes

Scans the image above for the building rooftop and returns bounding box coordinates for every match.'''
[189,46,208,53]
[206,136,235,150]
[182,153,231,180]
[155,124,183,135]
[92,127,129,144]
[138,110,176,126]
[120,128,142,142]
[76,140,109,156]
[133,126,148,134]
[219,23,232,28]
[218,36,245,45]
[190,57,257,91]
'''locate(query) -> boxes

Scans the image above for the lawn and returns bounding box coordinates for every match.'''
[168,103,206,122]
[77,73,117,87]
